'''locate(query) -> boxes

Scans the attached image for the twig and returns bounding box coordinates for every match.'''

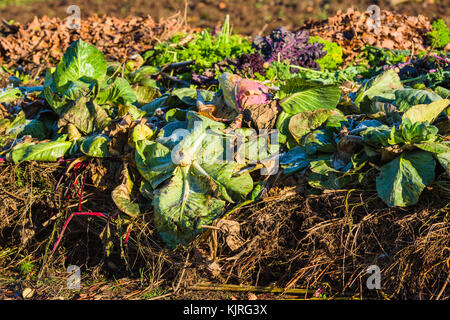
[161,72,190,86]
[189,283,316,295]
[1,188,26,202]
[147,292,172,300]
[161,60,195,73]
[173,252,190,293]
[436,272,450,300]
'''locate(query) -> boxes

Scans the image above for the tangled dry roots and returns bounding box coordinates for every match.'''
[192,180,450,299]
[1,162,449,299]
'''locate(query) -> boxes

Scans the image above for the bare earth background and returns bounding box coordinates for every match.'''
[0,0,449,36]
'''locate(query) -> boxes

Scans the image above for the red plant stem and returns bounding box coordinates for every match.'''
[51,212,108,255]
[78,172,87,212]
[125,228,130,244]
[432,54,450,65]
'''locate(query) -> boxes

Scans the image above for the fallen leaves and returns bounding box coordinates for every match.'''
[0,15,188,72]
[303,8,434,66]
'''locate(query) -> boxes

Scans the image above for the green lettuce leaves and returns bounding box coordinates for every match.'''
[376,151,435,207]
[135,113,254,247]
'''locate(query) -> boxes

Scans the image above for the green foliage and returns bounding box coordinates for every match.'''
[376,151,435,207]
[144,16,253,73]
[10,141,73,164]
[18,257,35,275]
[277,78,341,114]
[427,19,450,49]
[135,112,254,247]
[362,46,410,69]
[2,23,450,249]
[308,36,343,71]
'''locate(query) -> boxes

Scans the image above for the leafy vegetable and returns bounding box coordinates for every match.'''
[9,141,72,164]
[80,134,111,157]
[145,16,253,74]
[135,113,253,247]
[376,151,435,207]
[308,36,344,71]
[427,19,450,49]
[253,27,326,70]
[353,69,403,112]
[277,79,341,114]
[393,88,442,112]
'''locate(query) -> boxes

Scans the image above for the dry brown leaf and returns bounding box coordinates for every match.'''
[216,219,245,251]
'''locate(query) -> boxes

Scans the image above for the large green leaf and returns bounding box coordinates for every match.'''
[96,77,137,106]
[193,161,253,203]
[80,134,110,157]
[278,79,341,114]
[415,141,450,154]
[402,99,450,124]
[376,151,435,207]
[135,140,176,189]
[152,166,226,248]
[288,109,340,142]
[62,79,93,100]
[136,114,254,247]
[5,110,48,139]
[10,141,72,164]
[354,69,403,111]
[54,39,107,89]
[394,89,442,112]
[7,119,48,139]
[43,70,70,115]
[0,88,22,104]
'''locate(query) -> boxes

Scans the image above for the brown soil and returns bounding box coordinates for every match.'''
[0,0,448,36]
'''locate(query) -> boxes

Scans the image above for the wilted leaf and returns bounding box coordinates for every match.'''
[288,109,339,142]
[10,141,72,164]
[376,151,435,207]
[394,88,442,112]
[80,134,111,157]
[112,184,142,217]
[278,79,341,114]
[402,99,450,124]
